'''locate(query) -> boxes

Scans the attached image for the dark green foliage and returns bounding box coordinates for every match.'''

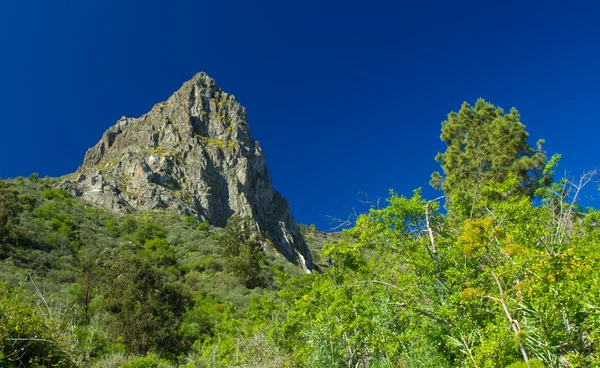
[0,179,23,242]
[105,218,120,237]
[120,215,138,235]
[431,99,546,222]
[221,215,266,289]
[196,220,210,232]
[98,243,189,355]
[41,188,71,200]
[120,355,159,368]
[131,220,167,245]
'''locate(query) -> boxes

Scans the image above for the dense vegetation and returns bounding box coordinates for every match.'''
[1,99,599,367]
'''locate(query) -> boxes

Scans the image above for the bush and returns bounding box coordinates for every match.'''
[120,353,173,368]
[0,281,75,367]
[99,244,189,355]
[506,359,546,368]
[121,356,159,368]
[41,188,71,200]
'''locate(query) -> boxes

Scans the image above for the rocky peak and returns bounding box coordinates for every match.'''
[61,72,313,271]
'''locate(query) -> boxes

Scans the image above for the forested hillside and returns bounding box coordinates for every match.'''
[2,100,599,367]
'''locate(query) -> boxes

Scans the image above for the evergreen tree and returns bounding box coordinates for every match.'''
[431,99,546,222]
[98,243,189,356]
[221,215,265,289]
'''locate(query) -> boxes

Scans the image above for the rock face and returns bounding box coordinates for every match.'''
[61,72,312,271]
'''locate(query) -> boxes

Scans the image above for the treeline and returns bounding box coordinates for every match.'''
[1,99,599,367]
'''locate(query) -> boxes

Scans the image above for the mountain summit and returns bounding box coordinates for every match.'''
[61,72,312,271]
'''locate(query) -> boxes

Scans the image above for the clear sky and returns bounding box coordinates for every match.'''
[1,1,598,229]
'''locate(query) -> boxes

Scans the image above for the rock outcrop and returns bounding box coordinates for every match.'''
[61,72,312,271]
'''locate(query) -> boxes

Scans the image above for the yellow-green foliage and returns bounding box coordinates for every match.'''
[151,147,167,155]
[0,282,76,367]
[96,159,119,171]
[144,147,176,156]
[200,136,225,149]
[458,216,494,255]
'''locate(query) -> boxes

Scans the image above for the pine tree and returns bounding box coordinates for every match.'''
[431,99,546,222]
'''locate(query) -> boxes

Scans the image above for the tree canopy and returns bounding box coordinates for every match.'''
[431,99,547,222]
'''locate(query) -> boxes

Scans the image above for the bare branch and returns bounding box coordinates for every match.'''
[488,265,529,363]
[27,275,52,319]
[425,196,444,269]
[324,206,361,231]
[559,169,597,243]
[357,190,382,209]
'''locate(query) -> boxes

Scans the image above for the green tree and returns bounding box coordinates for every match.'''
[431,99,546,222]
[98,243,189,356]
[221,215,265,289]
[278,191,450,366]
[0,180,23,242]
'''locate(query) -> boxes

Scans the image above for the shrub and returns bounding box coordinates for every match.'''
[120,353,173,368]
[121,356,159,368]
[0,281,75,367]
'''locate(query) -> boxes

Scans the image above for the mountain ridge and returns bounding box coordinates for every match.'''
[60,72,312,271]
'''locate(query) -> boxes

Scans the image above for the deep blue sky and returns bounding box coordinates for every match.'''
[1,1,598,229]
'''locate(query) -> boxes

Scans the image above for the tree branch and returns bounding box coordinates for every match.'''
[426,196,444,270]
